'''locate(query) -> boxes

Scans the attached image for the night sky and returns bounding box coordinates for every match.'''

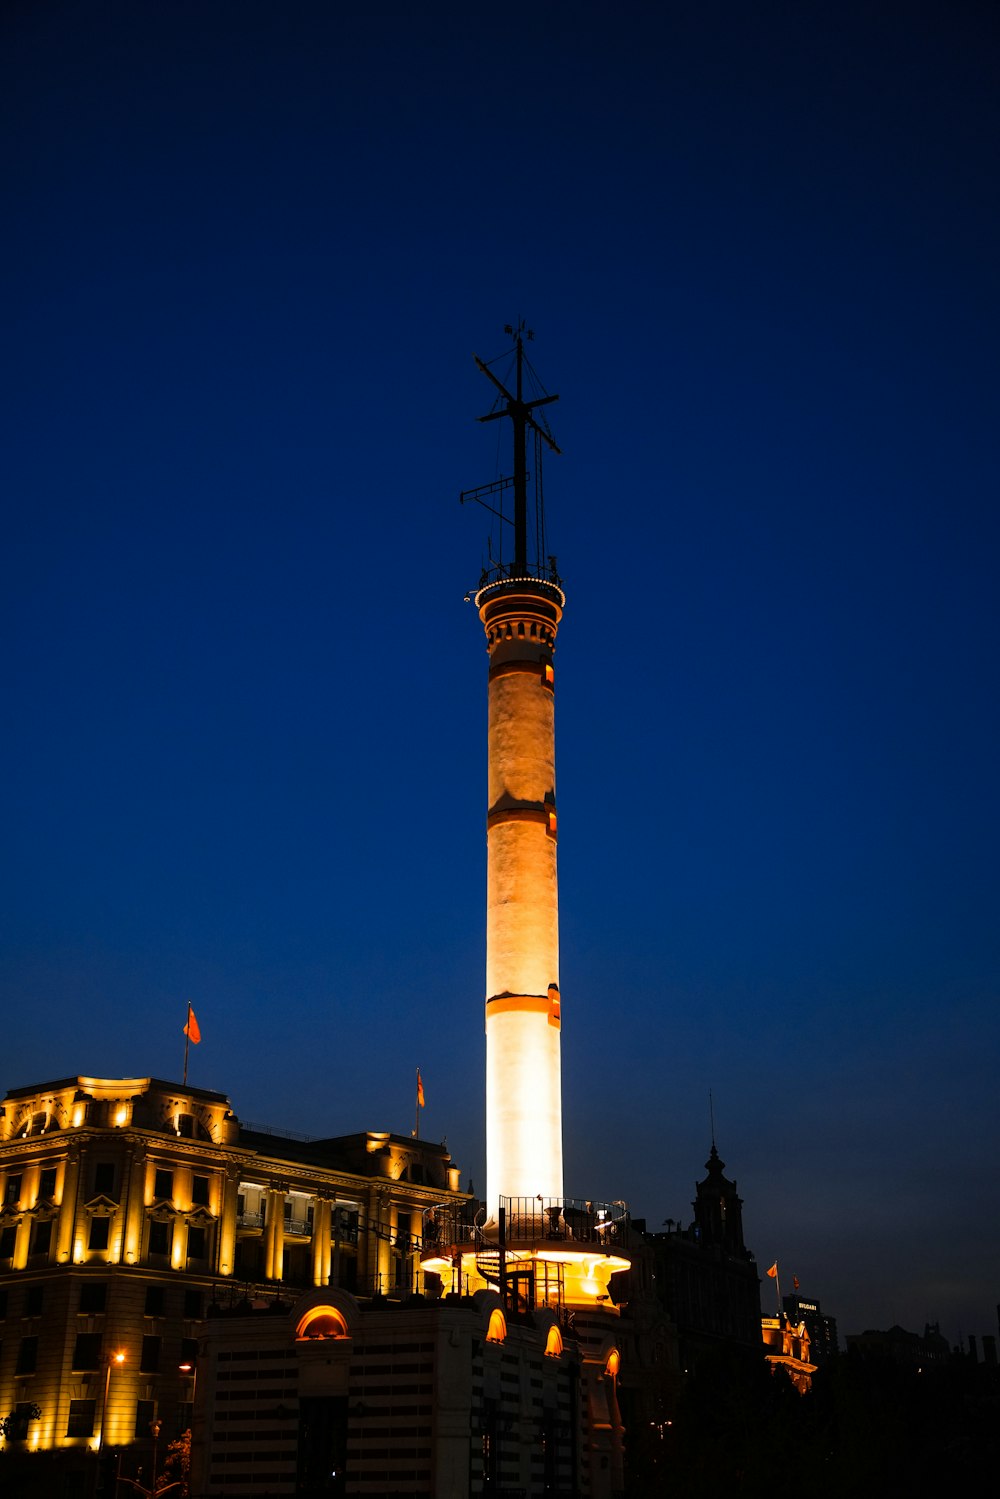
[4,2,998,1346]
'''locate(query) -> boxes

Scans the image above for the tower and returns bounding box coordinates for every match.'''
[421,324,629,1296]
[420,327,631,1494]
[468,326,565,1220]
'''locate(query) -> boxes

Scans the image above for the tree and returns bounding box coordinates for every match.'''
[0,1404,41,1442]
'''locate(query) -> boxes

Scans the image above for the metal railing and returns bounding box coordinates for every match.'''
[421,1195,629,1253]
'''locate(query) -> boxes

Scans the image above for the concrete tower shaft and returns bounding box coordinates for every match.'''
[478,576,565,1218]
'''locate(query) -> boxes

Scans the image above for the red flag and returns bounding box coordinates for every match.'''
[416,1069,425,1108]
[766,1262,778,1279]
[793,1275,800,1291]
[183,1006,202,1045]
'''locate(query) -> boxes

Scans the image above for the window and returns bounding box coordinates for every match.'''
[39,1168,57,1200]
[15,1336,38,1374]
[191,1174,210,1207]
[181,1336,198,1366]
[0,1227,15,1259]
[6,1403,35,1441]
[134,1399,156,1438]
[187,1227,206,1261]
[25,1285,44,1316]
[148,1220,171,1256]
[66,1399,96,1438]
[79,1282,107,1314]
[177,1114,194,1138]
[72,1332,103,1370]
[144,1285,166,1317]
[140,1335,161,1373]
[88,1218,110,1251]
[153,1169,173,1200]
[0,1289,7,1317]
[93,1163,116,1197]
[183,1289,202,1319]
[4,1175,21,1206]
[31,1220,52,1257]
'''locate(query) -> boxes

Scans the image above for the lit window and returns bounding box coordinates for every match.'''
[296,1306,348,1340]
[486,1308,507,1344]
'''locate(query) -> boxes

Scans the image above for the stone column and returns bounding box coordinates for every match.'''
[311,1197,331,1287]
[216,1167,241,1278]
[263,1188,286,1281]
[410,1209,423,1292]
[121,1144,147,1267]
[56,1144,81,1264]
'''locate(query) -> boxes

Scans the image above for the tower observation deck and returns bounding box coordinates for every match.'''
[422,325,629,1314]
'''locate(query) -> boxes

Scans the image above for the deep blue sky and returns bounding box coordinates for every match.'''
[3,2,998,1345]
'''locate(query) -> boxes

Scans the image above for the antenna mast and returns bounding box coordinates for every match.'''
[461,320,561,583]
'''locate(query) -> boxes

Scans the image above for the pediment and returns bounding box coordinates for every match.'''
[83,1194,118,1216]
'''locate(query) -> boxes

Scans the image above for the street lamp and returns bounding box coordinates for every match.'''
[149,1417,162,1495]
[99,1351,126,1453]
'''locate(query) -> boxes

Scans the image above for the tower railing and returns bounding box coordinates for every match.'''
[421,1196,629,1255]
[476,560,563,592]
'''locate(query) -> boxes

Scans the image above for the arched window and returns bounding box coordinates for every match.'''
[296,1306,348,1340]
[544,1325,563,1358]
[486,1308,507,1344]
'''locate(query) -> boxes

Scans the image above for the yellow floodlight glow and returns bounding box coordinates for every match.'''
[486,1308,507,1344]
[296,1306,348,1340]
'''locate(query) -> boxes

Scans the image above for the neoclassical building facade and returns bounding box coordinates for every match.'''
[0,1073,465,1493]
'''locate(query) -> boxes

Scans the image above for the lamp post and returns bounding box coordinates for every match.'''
[99,1351,126,1453]
[149,1417,161,1495]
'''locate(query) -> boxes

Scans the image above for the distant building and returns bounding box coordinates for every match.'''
[783,1291,838,1363]
[644,1144,762,1373]
[761,1313,816,1393]
[846,1321,951,1369]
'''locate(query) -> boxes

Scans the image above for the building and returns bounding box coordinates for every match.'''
[846,1321,951,1370]
[0,1073,465,1496]
[782,1292,838,1364]
[760,1314,816,1394]
[642,1144,762,1375]
[191,1286,592,1497]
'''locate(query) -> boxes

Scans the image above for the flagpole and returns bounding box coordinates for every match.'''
[183,1003,191,1086]
[415,1070,419,1141]
[775,1265,782,1317]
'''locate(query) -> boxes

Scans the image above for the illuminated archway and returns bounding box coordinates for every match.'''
[486,1308,507,1344]
[605,1349,620,1378]
[296,1306,348,1340]
[544,1324,563,1358]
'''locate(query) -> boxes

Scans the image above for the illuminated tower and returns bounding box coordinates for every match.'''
[424,325,628,1338]
[465,325,565,1221]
